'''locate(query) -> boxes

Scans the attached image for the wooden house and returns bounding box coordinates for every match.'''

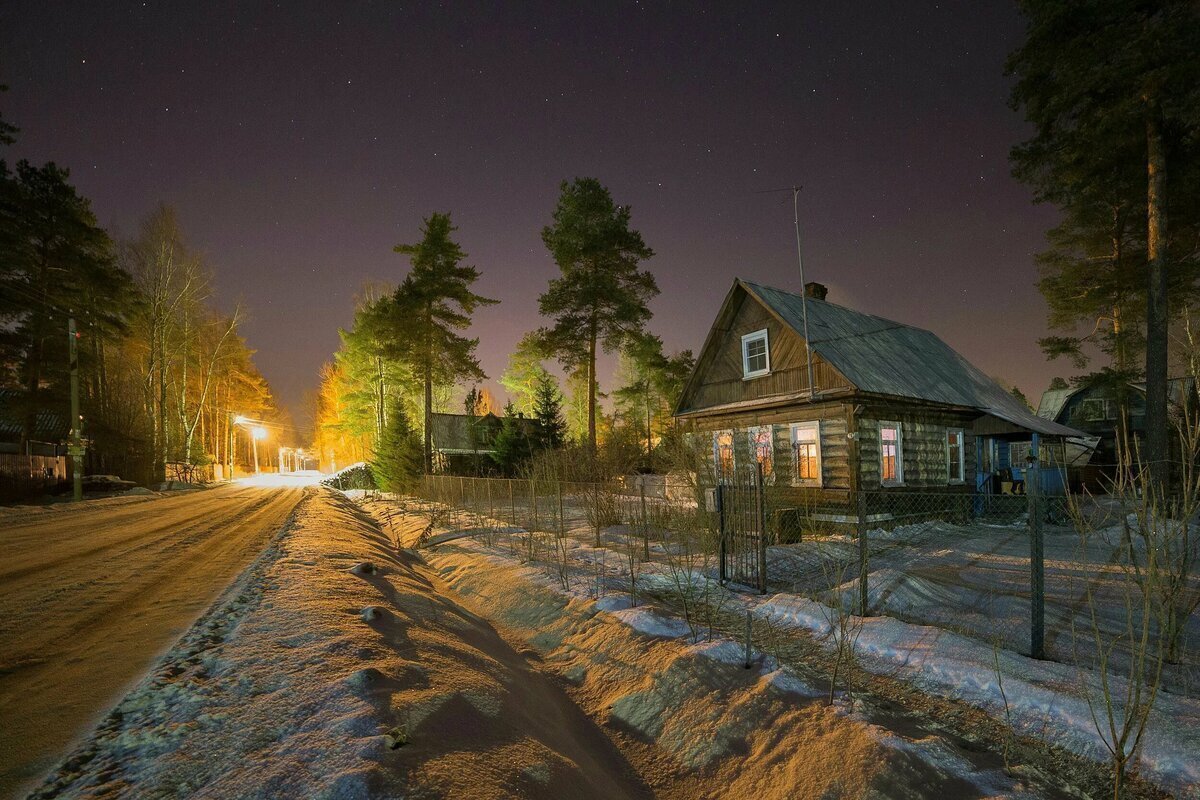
[674,279,1084,526]
[429,412,503,475]
[1037,377,1195,488]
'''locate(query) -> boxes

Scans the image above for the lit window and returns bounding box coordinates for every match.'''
[748,426,774,478]
[791,422,821,486]
[947,429,964,484]
[741,329,770,378]
[713,430,735,477]
[880,422,903,485]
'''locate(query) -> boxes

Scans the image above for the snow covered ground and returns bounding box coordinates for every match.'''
[387,512,1061,799]
[25,485,1194,798]
[0,481,304,798]
[362,495,1200,798]
[29,489,656,799]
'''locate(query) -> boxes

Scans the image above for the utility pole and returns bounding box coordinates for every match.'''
[252,434,260,474]
[228,412,235,481]
[67,316,84,502]
[1028,433,1044,660]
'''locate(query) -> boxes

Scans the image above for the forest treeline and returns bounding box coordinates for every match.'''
[0,93,282,484]
[313,178,694,487]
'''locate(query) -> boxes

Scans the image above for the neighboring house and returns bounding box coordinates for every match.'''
[1037,377,1196,486]
[673,279,1084,523]
[429,411,503,474]
[0,388,69,456]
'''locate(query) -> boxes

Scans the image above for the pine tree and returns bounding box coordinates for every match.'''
[392,213,498,473]
[537,178,657,452]
[371,401,422,494]
[1008,0,1200,484]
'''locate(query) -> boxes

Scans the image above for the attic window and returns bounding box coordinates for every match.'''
[741,329,770,378]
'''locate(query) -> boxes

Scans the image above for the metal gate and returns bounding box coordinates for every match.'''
[715,464,767,593]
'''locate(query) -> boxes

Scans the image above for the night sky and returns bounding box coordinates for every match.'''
[1,2,1064,423]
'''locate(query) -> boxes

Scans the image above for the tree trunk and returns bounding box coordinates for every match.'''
[424,311,434,474]
[1145,107,1169,491]
[587,319,597,453]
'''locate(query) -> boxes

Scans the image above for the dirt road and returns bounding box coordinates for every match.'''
[0,483,303,798]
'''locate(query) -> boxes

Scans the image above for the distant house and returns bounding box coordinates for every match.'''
[0,388,69,456]
[674,279,1085,523]
[429,411,503,474]
[1037,377,1196,487]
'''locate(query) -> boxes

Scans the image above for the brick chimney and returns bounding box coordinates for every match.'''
[804,282,828,301]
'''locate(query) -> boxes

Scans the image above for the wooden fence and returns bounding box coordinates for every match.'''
[0,454,68,502]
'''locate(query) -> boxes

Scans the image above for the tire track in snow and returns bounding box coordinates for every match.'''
[0,484,303,799]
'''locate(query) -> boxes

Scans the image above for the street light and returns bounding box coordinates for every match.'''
[251,425,267,474]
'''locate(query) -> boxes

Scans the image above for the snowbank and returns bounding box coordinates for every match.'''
[31,489,650,799]
[754,592,1200,797]
[419,525,1047,799]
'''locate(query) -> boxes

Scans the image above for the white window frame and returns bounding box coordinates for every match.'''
[747,425,774,480]
[712,429,736,478]
[946,428,965,485]
[879,421,904,486]
[790,421,822,487]
[741,329,770,379]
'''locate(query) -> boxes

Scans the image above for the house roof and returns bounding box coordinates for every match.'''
[429,412,501,454]
[0,389,70,443]
[726,280,1082,437]
[1036,377,1197,423]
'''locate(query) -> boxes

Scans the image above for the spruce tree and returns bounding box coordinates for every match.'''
[531,373,566,451]
[371,401,422,494]
[490,402,534,476]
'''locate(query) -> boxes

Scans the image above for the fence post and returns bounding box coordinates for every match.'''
[530,477,539,532]
[1029,435,1045,660]
[755,462,767,594]
[556,480,564,536]
[639,480,650,562]
[857,488,869,616]
[716,483,727,584]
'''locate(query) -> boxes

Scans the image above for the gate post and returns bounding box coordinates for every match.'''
[857,488,869,616]
[756,462,767,595]
[716,482,728,585]
[1029,434,1045,660]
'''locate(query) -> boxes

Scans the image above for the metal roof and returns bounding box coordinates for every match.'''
[740,280,1084,437]
[429,412,501,453]
[0,389,70,443]
[1036,388,1078,421]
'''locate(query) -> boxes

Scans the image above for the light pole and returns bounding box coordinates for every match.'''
[252,426,266,474]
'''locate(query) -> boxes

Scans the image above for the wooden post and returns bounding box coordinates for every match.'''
[509,480,516,527]
[1029,433,1045,660]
